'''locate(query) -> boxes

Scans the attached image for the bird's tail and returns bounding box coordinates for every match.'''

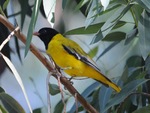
[95,72,121,92]
[108,81,121,92]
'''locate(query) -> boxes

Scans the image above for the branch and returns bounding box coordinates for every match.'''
[0,14,98,113]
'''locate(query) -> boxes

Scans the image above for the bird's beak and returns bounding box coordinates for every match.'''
[33,32,40,36]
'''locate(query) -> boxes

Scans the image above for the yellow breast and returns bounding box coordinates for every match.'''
[46,34,85,76]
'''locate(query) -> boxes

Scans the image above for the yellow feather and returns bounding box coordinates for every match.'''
[46,34,121,92]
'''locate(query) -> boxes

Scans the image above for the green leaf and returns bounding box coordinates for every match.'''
[0,87,5,93]
[91,87,100,110]
[126,56,144,68]
[88,46,98,58]
[96,41,120,60]
[85,0,102,28]
[0,105,7,113]
[127,70,147,84]
[0,93,25,113]
[124,27,138,45]
[113,21,126,29]
[65,22,104,35]
[138,11,150,60]
[18,0,31,28]
[25,0,42,57]
[91,2,121,18]
[1,53,32,113]
[74,0,89,12]
[2,0,9,10]
[120,66,129,83]
[33,108,42,113]
[135,0,150,12]
[91,4,133,44]
[14,37,22,63]
[49,84,60,95]
[145,55,150,71]
[102,79,149,113]
[132,4,143,25]
[53,100,65,113]
[102,31,126,41]
[65,21,126,35]
[99,86,113,113]
[0,6,5,17]
[69,82,99,113]
[51,12,55,23]
[132,105,150,113]
[0,0,9,10]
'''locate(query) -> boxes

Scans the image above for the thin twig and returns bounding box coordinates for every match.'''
[57,74,66,113]
[0,14,99,113]
[48,56,67,112]
[0,26,19,51]
[75,93,78,113]
[46,73,52,113]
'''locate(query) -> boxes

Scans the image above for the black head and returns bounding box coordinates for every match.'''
[33,27,59,49]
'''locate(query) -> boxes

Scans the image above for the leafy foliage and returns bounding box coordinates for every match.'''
[0,89,25,113]
[49,83,60,95]
[1,0,150,113]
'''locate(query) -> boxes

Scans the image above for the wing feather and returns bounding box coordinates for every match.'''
[62,44,101,73]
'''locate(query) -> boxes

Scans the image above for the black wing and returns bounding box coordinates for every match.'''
[62,44,101,72]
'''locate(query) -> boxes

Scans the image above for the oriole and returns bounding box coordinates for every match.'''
[33,28,121,92]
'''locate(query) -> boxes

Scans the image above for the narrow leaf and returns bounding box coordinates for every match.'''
[14,37,22,63]
[65,22,104,35]
[18,0,31,28]
[91,4,133,44]
[0,104,7,113]
[124,27,138,45]
[132,104,150,113]
[145,55,150,70]
[25,0,42,57]
[74,0,89,12]
[102,31,126,41]
[85,0,101,28]
[0,87,5,93]
[96,41,120,60]
[65,21,126,35]
[54,100,65,113]
[2,0,9,10]
[0,93,25,113]
[88,46,98,58]
[69,82,99,113]
[1,53,32,113]
[138,11,150,59]
[99,86,112,113]
[102,79,149,113]
[49,84,60,95]
[135,0,150,12]
[33,108,42,113]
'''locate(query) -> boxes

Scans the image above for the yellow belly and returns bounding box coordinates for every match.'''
[46,34,94,77]
[46,34,121,92]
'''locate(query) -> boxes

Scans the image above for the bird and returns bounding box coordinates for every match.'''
[33,27,121,92]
